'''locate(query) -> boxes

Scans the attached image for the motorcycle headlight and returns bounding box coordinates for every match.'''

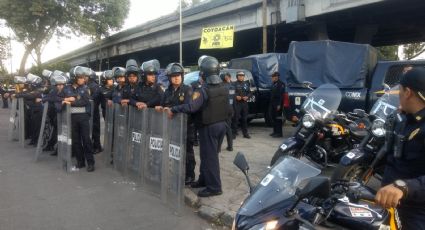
[248,220,278,230]
[372,118,385,137]
[302,114,315,128]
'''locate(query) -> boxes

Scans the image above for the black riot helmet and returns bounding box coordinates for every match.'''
[165,62,184,82]
[199,56,221,84]
[50,71,68,86]
[89,69,98,83]
[14,76,27,84]
[26,73,43,85]
[70,66,91,82]
[100,70,114,85]
[125,59,140,78]
[112,67,126,80]
[141,59,160,75]
[42,69,53,80]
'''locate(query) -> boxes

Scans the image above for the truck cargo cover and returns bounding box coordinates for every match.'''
[229,53,287,88]
[286,40,378,88]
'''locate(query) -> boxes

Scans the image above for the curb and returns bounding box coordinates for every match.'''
[184,188,234,228]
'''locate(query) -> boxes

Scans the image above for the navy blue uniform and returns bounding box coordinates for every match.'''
[130,83,163,108]
[270,80,285,136]
[16,86,43,144]
[111,85,126,104]
[99,85,113,118]
[161,84,195,181]
[88,81,102,151]
[233,81,252,137]
[172,83,228,193]
[382,109,425,229]
[41,87,65,151]
[64,85,94,168]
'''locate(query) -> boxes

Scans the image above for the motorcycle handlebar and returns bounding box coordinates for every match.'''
[358,192,376,202]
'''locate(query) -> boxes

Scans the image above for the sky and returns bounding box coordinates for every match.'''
[2,0,181,73]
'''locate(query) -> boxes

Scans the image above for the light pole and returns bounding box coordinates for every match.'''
[179,0,183,65]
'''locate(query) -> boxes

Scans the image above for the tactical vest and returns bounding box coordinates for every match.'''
[202,84,229,125]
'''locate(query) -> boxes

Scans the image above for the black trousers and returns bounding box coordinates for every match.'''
[30,108,43,143]
[46,106,57,148]
[198,121,226,192]
[92,100,101,149]
[186,123,196,179]
[233,102,249,135]
[71,113,95,166]
[270,105,283,135]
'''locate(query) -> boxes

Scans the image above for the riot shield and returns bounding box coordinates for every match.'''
[34,102,49,161]
[18,98,25,148]
[57,104,73,172]
[126,106,148,182]
[8,98,18,141]
[103,103,114,166]
[164,113,187,215]
[112,104,128,174]
[142,109,165,196]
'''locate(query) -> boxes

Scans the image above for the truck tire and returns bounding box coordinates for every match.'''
[330,164,367,183]
[270,148,297,166]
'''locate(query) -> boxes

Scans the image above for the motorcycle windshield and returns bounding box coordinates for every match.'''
[239,157,321,216]
[370,85,400,120]
[301,84,342,120]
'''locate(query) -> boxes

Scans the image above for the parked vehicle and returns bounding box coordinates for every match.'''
[331,85,400,183]
[232,152,395,230]
[285,40,425,122]
[270,83,367,168]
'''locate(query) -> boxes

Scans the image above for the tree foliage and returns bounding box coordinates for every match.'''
[377,45,399,61]
[0,0,130,74]
[403,42,425,60]
[0,35,9,76]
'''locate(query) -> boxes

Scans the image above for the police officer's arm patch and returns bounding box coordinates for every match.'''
[192,91,200,100]
[409,128,420,140]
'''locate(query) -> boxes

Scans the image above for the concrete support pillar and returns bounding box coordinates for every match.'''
[354,24,378,44]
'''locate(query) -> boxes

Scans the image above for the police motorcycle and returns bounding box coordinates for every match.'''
[270,84,367,168]
[331,85,400,183]
[232,152,397,230]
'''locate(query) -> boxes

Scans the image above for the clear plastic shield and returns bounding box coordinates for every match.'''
[34,102,49,161]
[8,98,18,141]
[165,112,187,215]
[126,107,148,182]
[143,109,164,196]
[103,103,114,166]
[57,104,73,172]
[18,98,25,148]
[112,104,128,174]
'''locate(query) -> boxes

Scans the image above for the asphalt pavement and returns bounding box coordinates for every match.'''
[0,108,220,230]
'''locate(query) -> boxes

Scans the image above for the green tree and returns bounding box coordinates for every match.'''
[403,42,425,60]
[0,0,130,75]
[0,36,9,76]
[377,45,399,61]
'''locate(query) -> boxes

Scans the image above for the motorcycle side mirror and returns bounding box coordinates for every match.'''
[233,152,249,173]
[286,177,330,217]
[296,176,330,199]
[233,152,254,193]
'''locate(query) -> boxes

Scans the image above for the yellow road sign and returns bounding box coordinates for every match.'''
[200,25,234,49]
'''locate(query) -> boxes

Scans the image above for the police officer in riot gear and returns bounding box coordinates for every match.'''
[109,67,127,105]
[168,56,229,197]
[42,72,68,155]
[130,59,163,109]
[99,70,114,118]
[221,72,234,151]
[233,71,252,139]
[65,66,95,172]
[269,71,285,138]
[156,62,195,185]
[121,59,140,106]
[87,70,103,153]
[376,67,425,229]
